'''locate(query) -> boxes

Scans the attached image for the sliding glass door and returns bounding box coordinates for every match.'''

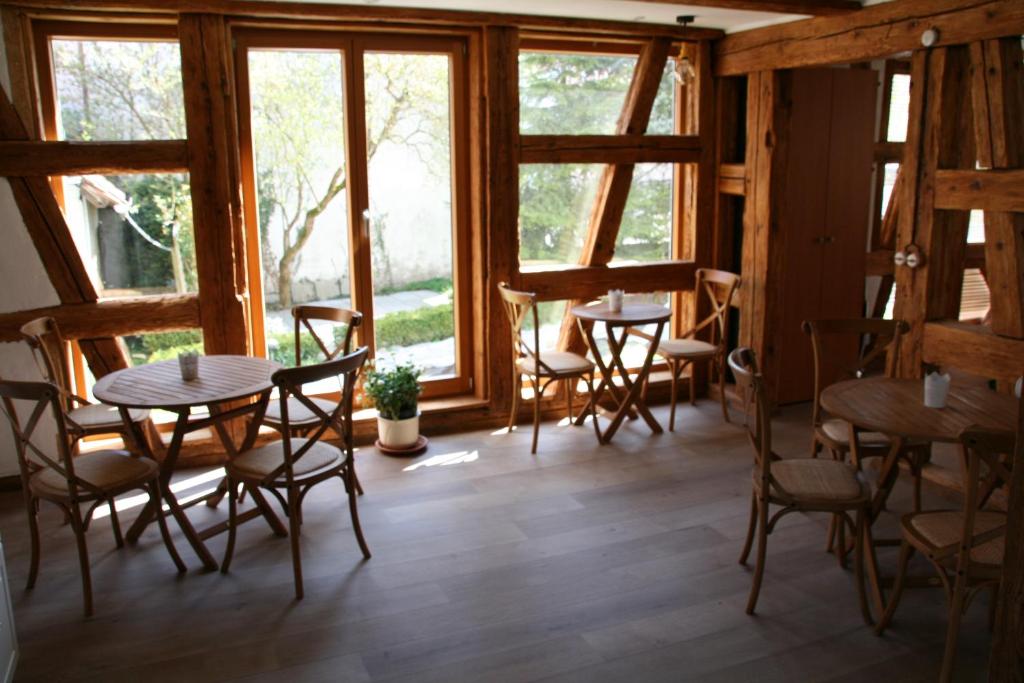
[236,31,471,398]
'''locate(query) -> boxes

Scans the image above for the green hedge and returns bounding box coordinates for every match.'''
[375,303,453,348]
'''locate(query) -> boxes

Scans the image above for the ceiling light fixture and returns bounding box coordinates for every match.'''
[674,15,697,86]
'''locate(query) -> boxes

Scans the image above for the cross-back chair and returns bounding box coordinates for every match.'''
[656,268,739,431]
[728,347,873,623]
[803,318,930,512]
[875,424,1014,683]
[0,378,184,616]
[20,316,150,453]
[221,347,371,600]
[263,305,362,434]
[497,283,600,454]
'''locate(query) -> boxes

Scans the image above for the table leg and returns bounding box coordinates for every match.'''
[573,320,628,427]
[600,321,665,442]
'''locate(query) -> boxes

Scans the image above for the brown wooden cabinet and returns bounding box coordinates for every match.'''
[740,67,877,405]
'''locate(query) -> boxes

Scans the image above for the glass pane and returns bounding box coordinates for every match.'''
[51,38,185,141]
[364,52,456,379]
[247,49,350,361]
[123,330,204,366]
[60,173,195,297]
[647,59,677,136]
[519,164,604,268]
[879,162,900,217]
[886,73,911,143]
[519,51,637,135]
[968,210,985,243]
[613,163,674,264]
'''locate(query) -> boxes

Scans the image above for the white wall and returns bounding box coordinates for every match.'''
[0,14,64,477]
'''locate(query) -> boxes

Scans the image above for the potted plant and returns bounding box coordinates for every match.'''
[364,362,423,450]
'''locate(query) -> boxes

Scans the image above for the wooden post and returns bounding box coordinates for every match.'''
[178,14,251,358]
[893,47,976,377]
[556,37,673,356]
[483,25,520,415]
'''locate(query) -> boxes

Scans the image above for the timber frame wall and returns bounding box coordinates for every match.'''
[0,1,721,450]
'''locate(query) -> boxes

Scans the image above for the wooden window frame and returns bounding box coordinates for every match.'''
[233,27,474,401]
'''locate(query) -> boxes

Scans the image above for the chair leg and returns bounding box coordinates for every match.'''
[745,496,770,615]
[875,540,913,635]
[668,362,679,432]
[68,505,93,617]
[287,487,304,600]
[689,366,696,407]
[739,492,757,565]
[108,499,124,549]
[507,372,521,433]
[150,482,186,573]
[836,514,848,570]
[221,476,239,574]
[585,373,602,444]
[346,465,372,561]
[25,496,41,590]
[939,561,970,683]
[717,356,730,423]
[853,509,872,626]
[911,456,923,513]
[565,378,573,423]
[826,514,837,554]
[531,375,541,455]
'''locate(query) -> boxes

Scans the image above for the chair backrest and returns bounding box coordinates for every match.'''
[292,305,362,367]
[689,268,740,347]
[801,318,909,428]
[0,379,96,500]
[953,425,1016,574]
[728,347,772,485]
[269,346,369,484]
[20,317,73,407]
[497,282,550,375]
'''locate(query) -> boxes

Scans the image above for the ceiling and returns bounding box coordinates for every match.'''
[282,0,813,33]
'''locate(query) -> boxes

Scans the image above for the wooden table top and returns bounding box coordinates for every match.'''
[820,376,1018,444]
[571,302,670,325]
[94,355,281,410]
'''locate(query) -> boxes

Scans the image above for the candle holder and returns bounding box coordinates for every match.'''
[608,289,624,313]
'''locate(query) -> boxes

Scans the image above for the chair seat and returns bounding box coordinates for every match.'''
[819,418,891,448]
[263,396,339,428]
[516,351,593,376]
[228,438,342,483]
[67,403,149,431]
[658,338,717,359]
[757,458,866,504]
[904,510,1005,567]
[30,449,157,499]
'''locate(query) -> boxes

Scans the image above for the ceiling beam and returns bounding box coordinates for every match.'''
[619,0,860,17]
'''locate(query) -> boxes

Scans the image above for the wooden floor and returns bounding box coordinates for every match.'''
[0,401,991,682]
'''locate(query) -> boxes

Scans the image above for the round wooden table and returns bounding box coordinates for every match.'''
[820,376,1017,614]
[570,302,670,443]
[95,355,284,570]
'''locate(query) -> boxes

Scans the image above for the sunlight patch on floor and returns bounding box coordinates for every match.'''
[403,450,479,472]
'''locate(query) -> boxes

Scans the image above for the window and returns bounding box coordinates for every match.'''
[519,163,603,268]
[237,31,472,397]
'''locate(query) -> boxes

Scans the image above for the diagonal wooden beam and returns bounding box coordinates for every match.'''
[0,87,131,377]
[557,37,673,355]
[618,0,860,16]
[969,38,1024,339]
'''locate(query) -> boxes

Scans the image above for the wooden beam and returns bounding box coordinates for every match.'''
[521,261,697,302]
[894,47,976,376]
[1,6,40,139]
[873,141,904,163]
[718,162,746,196]
[712,77,745,272]
[483,26,520,414]
[557,37,672,355]
[0,294,200,343]
[867,243,986,276]
[992,389,1024,682]
[934,169,1024,212]
[518,135,700,164]
[921,321,1024,383]
[969,38,1024,340]
[0,140,189,176]
[178,14,250,357]
[7,0,723,40]
[715,0,1024,76]
[618,0,860,15]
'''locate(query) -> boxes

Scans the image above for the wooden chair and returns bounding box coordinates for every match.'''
[875,425,1013,683]
[20,317,150,453]
[263,305,362,433]
[656,268,739,431]
[0,378,184,616]
[221,347,371,600]
[802,318,929,512]
[497,282,600,454]
[728,347,873,623]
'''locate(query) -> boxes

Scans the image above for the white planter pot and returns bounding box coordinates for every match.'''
[377,413,420,449]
